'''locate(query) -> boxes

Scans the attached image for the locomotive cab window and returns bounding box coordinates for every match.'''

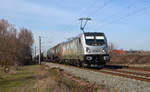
[95,36,105,46]
[85,36,95,45]
[85,33,105,46]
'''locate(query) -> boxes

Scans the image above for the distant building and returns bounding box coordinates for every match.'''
[111,50,127,55]
[126,50,144,54]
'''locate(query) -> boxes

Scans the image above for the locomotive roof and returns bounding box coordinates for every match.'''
[84,32,104,33]
[52,32,105,48]
[84,32,104,35]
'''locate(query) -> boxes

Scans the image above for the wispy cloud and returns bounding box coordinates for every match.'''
[1,0,150,50]
[0,0,79,25]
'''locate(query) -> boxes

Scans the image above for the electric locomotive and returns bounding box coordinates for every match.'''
[43,32,110,67]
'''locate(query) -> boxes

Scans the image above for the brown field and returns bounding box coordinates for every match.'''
[109,54,150,64]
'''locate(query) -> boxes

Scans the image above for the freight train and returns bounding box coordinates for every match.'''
[39,32,110,68]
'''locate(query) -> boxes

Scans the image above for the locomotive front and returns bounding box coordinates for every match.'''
[83,32,110,65]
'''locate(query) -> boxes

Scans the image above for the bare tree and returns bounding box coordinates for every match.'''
[0,19,17,71]
[0,19,34,71]
[18,28,34,65]
[0,19,10,68]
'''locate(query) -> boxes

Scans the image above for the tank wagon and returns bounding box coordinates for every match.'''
[43,32,110,67]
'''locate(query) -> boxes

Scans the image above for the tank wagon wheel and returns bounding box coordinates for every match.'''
[72,59,76,66]
[81,62,88,68]
[61,60,65,64]
[75,62,79,67]
[79,63,82,67]
[64,59,67,64]
[75,60,81,67]
[87,64,91,68]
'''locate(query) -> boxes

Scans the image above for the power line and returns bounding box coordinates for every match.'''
[99,0,138,22]
[87,0,113,18]
[96,4,150,30]
[44,0,112,46]
[66,0,113,33]
[78,0,98,17]
[59,1,98,35]
[64,0,98,34]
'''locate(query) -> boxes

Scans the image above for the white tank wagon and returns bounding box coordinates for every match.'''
[47,48,55,60]
[43,48,55,61]
[44,32,110,67]
[43,50,49,60]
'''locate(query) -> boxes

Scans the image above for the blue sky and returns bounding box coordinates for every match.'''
[0,0,150,51]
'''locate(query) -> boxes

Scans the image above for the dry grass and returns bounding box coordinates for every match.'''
[110,54,150,64]
[0,65,103,92]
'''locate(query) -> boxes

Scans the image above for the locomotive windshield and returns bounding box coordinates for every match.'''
[85,36,95,45]
[85,33,105,46]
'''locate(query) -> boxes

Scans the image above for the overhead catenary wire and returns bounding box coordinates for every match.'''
[35,1,98,50]
[99,0,138,22]
[87,0,113,18]
[38,0,142,50]
[75,0,114,33]
[66,0,113,33]
[95,4,150,30]
[83,0,149,31]
[78,0,98,17]
[35,35,54,53]
[65,0,99,33]
[35,1,104,54]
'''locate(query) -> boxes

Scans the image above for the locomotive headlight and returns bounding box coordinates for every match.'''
[86,47,91,53]
[102,48,106,53]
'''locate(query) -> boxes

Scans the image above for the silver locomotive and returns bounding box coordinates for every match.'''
[43,32,110,67]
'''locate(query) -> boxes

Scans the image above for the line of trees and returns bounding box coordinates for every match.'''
[0,19,34,70]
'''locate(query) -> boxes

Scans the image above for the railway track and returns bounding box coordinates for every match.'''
[105,65,150,72]
[98,68,150,82]
[45,62,150,92]
[44,62,150,83]
[83,65,150,83]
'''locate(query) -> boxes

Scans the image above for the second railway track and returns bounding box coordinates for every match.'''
[85,66,150,83]
[45,62,150,92]
[46,62,150,83]
[97,68,150,82]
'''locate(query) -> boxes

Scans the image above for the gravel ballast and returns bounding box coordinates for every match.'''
[45,62,150,92]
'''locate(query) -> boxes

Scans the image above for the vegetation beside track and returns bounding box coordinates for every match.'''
[0,65,101,92]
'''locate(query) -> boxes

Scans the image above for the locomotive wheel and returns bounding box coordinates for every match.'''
[97,65,105,69]
[79,62,82,67]
[86,64,91,68]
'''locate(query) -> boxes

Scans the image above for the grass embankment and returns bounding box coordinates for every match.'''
[0,65,101,92]
[0,65,41,92]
